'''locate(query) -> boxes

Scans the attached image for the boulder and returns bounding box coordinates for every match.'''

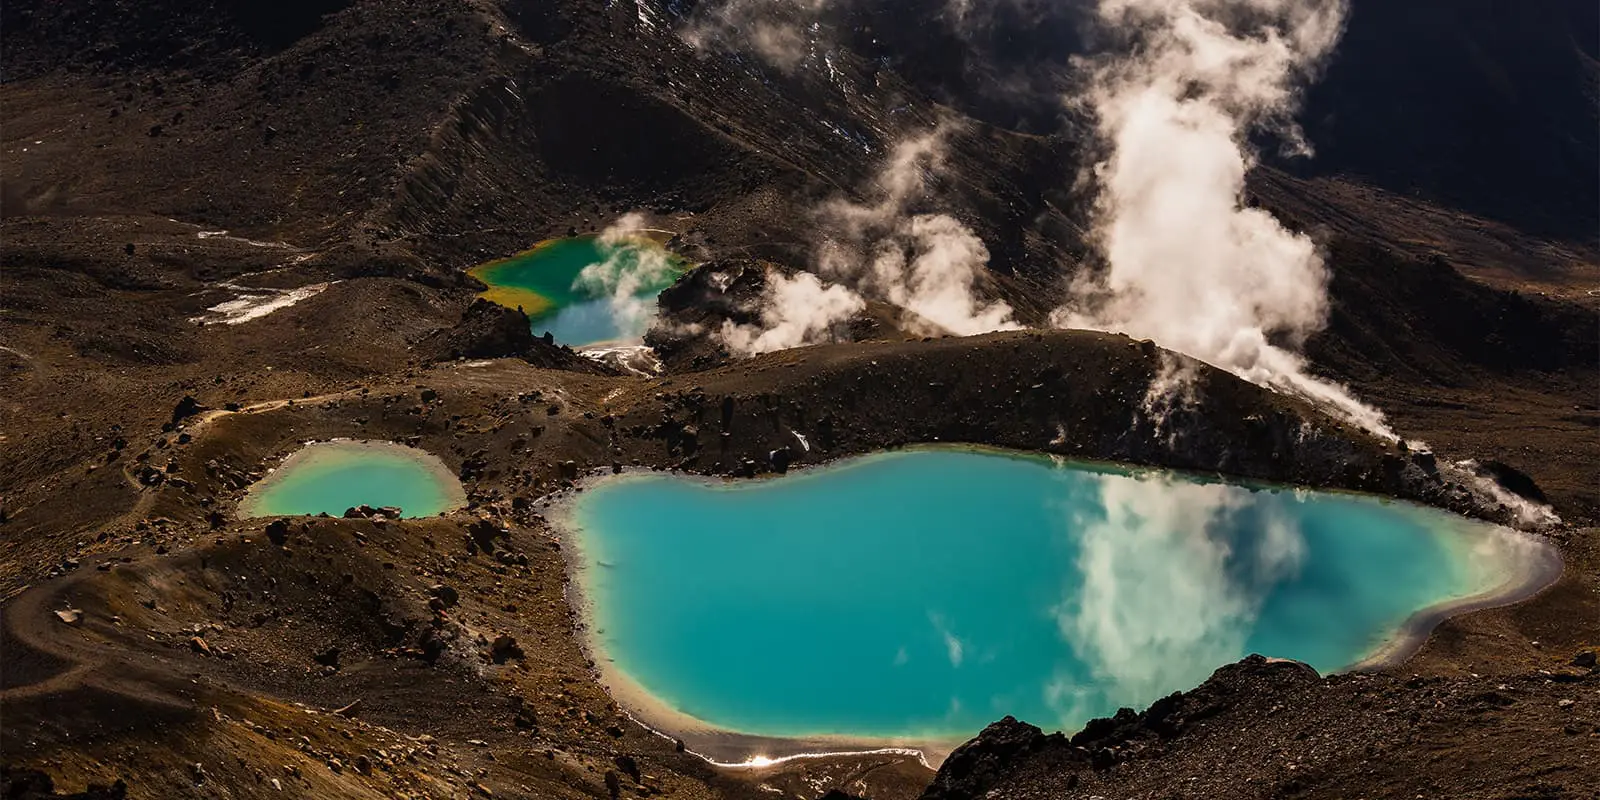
[613,755,640,782]
[429,584,460,608]
[264,519,290,545]
[313,646,341,668]
[490,635,523,664]
[171,395,206,425]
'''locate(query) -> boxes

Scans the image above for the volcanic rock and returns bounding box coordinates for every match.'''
[170,395,206,425]
[428,584,459,608]
[422,299,610,373]
[489,635,523,664]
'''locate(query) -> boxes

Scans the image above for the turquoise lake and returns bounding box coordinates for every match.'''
[239,440,465,519]
[566,448,1548,745]
[469,236,686,347]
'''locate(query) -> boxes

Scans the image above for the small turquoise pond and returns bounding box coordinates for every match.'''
[565,448,1551,747]
[469,235,686,347]
[239,441,465,519]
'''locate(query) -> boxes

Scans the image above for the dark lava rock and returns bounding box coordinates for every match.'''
[421,299,610,373]
[170,395,206,425]
[1472,459,1549,503]
[489,635,523,664]
[922,716,1060,800]
[613,754,640,781]
[768,445,794,473]
[923,655,1323,798]
[418,628,447,663]
[136,465,165,487]
[467,516,507,552]
[1573,650,1597,670]
[264,519,290,545]
[342,504,396,520]
[312,645,340,669]
[428,584,459,608]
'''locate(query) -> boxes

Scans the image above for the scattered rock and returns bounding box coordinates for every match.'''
[614,754,640,782]
[188,636,213,656]
[171,395,206,425]
[429,584,460,608]
[54,608,83,625]
[264,519,290,545]
[313,646,340,669]
[768,445,794,473]
[490,635,523,664]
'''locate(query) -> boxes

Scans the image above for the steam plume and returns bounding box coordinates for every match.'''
[574,213,681,342]
[815,127,1020,336]
[719,271,867,356]
[1054,0,1391,436]
[716,127,1018,355]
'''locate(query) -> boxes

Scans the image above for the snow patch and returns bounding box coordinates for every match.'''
[191,282,333,325]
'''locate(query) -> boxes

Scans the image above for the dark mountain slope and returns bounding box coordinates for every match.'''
[1296,0,1600,241]
[733,0,1600,240]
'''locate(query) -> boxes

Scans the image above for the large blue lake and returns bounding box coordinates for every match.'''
[565,448,1550,746]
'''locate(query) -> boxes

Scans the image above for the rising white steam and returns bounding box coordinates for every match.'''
[1050,471,1305,715]
[716,127,1018,355]
[574,213,681,342]
[679,0,832,72]
[816,127,1021,336]
[719,270,867,356]
[1054,0,1391,436]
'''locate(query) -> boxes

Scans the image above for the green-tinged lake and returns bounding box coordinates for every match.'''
[469,235,686,347]
[238,440,465,519]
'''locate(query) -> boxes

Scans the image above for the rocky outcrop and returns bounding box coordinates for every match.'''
[922,717,1064,800]
[421,299,612,373]
[920,656,1326,800]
